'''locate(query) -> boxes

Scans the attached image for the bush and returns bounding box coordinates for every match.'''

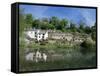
[40,41,46,45]
[80,37,94,48]
[91,32,96,41]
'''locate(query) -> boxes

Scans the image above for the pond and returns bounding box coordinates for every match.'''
[19,47,96,72]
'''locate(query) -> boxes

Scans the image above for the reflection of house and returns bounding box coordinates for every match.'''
[25,28,48,41]
[25,51,47,62]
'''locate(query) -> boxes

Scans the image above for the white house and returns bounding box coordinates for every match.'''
[36,30,48,41]
[24,28,48,42]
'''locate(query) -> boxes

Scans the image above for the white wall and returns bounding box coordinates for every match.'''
[0,0,99,76]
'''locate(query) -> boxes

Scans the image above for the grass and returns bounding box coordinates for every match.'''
[22,40,80,50]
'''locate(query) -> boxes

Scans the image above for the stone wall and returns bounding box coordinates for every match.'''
[48,32,89,43]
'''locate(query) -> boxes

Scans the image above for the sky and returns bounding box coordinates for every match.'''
[20,4,96,26]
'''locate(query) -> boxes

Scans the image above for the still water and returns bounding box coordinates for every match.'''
[19,47,96,71]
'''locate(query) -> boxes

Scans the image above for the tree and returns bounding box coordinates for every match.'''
[91,22,96,32]
[84,26,91,34]
[70,22,75,29]
[78,21,85,33]
[91,22,96,41]
[19,8,26,34]
[79,23,84,30]
[91,32,96,41]
[32,19,40,29]
[40,21,48,29]
[48,24,55,29]
[40,18,49,29]
[58,19,68,30]
[25,14,33,28]
[70,22,77,32]
[50,16,59,29]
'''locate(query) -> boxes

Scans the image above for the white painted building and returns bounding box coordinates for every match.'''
[24,28,48,41]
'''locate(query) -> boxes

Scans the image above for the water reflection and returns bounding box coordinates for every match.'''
[24,47,96,63]
[25,48,81,62]
[18,47,96,72]
[25,49,48,62]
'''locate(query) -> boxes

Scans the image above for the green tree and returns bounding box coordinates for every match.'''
[58,19,68,30]
[32,19,40,29]
[91,22,96,32]
[50,16,59,29]
[70,22,77,32]
[79,21,85,30]
[19,8,26,34]
[91,32,96,41]
[78,21,85,33]
[84,26,91,34]
[25,14,33,28]
[48,24,55,29]
[91,22,96,41]
[40,21,48,29]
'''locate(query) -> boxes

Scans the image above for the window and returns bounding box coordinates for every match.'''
[35,35,37,37]
[43,35,44,38]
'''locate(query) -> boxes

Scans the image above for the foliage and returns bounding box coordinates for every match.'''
[19,8,26,34]
[32,19,40,28]
[79,21,85,30]
[19,8,96,36]
[50,16,59,28]
[25,14,33,27]
[91,31,96,41]
[48,24,55,29]
[91,23,96,41]
[84,26,91,34]
[70,22,77,32]
[80,38,94,48]
[56,19,68,30]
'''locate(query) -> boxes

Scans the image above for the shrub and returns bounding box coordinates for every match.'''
[40,41,46,45]
[80,37,94,48]
[91,32,96,41]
